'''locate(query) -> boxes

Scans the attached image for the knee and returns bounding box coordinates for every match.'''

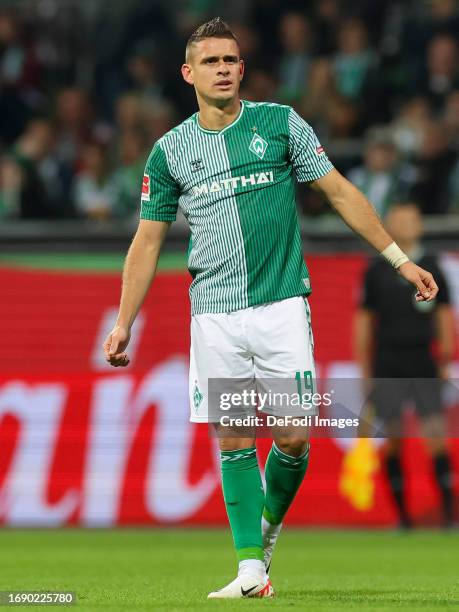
[218,438,256,452]
[274,437,309,458]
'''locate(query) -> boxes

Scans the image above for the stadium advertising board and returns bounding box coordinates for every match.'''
[0,255,458,526]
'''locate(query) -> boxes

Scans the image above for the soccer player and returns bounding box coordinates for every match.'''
[355,202,456,528]
[103,18,439,599]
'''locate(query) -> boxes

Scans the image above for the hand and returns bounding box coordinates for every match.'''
[103,325,131,367]
[397,261,438,302]
[438,363,450,381]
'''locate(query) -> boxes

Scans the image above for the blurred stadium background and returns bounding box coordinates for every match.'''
[0,0,458,608]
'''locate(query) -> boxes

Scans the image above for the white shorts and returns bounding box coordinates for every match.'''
[189,296,315,422]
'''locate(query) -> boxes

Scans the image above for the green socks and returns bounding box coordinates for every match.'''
[263,443,310,526]
[220,447,264,562]
[220,444,310,563]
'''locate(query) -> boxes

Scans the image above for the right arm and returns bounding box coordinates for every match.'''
[103,219,170,366]
[104,139,180,366]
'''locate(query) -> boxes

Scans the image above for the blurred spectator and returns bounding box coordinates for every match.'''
[111,129,146,219]
[391,97,432,158]
[347,128,417,217]
[1,0,459,221]
[142,101,176,145]
[230,22,263,67]
[276,12,313,105]
[115,93,145,133]
[54,87,93,168]
[442,89,459,147]
[0,155,21,218]
[411,121,458,214]
[73,141,117,220]
[313,0,340,56]
[414,34,459,110]
[402,0,459,62]
[0,119,57,219]
[449,159,459,213]
[0,10,42,144]
[332,19,377,101]
[125,40,170,107]
[240,68,278,103]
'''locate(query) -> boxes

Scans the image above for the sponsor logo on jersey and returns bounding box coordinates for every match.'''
[141,174,150,201]
[249,133,268,159]
[315,145,325,156]
[192,171,274,196]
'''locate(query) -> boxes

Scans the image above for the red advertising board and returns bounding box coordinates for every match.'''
[0,254,458,526]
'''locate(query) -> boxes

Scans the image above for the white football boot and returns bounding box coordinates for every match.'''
[207,563,274,599]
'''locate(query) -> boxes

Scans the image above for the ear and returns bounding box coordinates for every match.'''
[181,63,194,86]
[239,59,245,81]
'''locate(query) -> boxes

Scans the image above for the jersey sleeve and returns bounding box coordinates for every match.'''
[140,141,180,222]
[287,108,334,182]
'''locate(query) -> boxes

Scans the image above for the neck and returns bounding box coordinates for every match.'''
[196,96,241,131]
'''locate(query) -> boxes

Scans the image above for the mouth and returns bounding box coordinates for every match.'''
[214,80,232,88]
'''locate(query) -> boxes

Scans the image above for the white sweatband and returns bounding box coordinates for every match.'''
[380,242,410,269]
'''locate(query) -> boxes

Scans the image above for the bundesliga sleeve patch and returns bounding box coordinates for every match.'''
[141,174,150,201]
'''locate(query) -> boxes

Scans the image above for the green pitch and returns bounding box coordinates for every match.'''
[0,529,457,611]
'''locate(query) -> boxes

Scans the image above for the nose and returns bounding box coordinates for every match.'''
[217,61,230,75]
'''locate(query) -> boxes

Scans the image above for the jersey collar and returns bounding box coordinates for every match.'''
[195,100,245,135]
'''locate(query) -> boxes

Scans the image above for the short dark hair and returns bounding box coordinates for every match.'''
[186,17,238,57]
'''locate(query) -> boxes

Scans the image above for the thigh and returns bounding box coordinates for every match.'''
[251,296,315,378]
[189,312,254,423]
[251,297,316,419]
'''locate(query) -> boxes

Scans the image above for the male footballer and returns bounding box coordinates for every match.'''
[103,18,438,599]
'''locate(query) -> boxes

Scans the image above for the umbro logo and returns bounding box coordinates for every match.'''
[249,133,268,159]
[190,159,204,172]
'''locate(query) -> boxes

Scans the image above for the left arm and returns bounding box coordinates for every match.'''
[310,169,438,301]
[435,305,456,372]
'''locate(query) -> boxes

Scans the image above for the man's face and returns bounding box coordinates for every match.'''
[182,38,244,105]
[385,205,423,245]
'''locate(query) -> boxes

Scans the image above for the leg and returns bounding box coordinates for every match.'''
[372,376,410,527]
[189,312,273,598]
[384,430,411,528]
[215,427,264,564]
[421,413,454,526]
[264,433,310,526]
[208,428,274,598]
[250,297,315,570]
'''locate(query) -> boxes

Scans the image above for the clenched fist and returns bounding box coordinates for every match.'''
[398,261,438,302]
[103,326,131,367]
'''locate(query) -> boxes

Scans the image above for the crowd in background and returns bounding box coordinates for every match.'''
[0,0,458,221]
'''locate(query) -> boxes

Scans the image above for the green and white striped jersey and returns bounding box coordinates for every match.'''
[141,100,333,314]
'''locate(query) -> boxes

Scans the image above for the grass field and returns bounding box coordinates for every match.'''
[0,529,457,611]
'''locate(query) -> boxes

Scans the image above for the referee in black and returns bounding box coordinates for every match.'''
[355,202,456,528]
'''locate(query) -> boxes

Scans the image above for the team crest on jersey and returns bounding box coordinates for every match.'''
[190,159,204,172]
[141,174,150,201]
[249,133,268,159]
